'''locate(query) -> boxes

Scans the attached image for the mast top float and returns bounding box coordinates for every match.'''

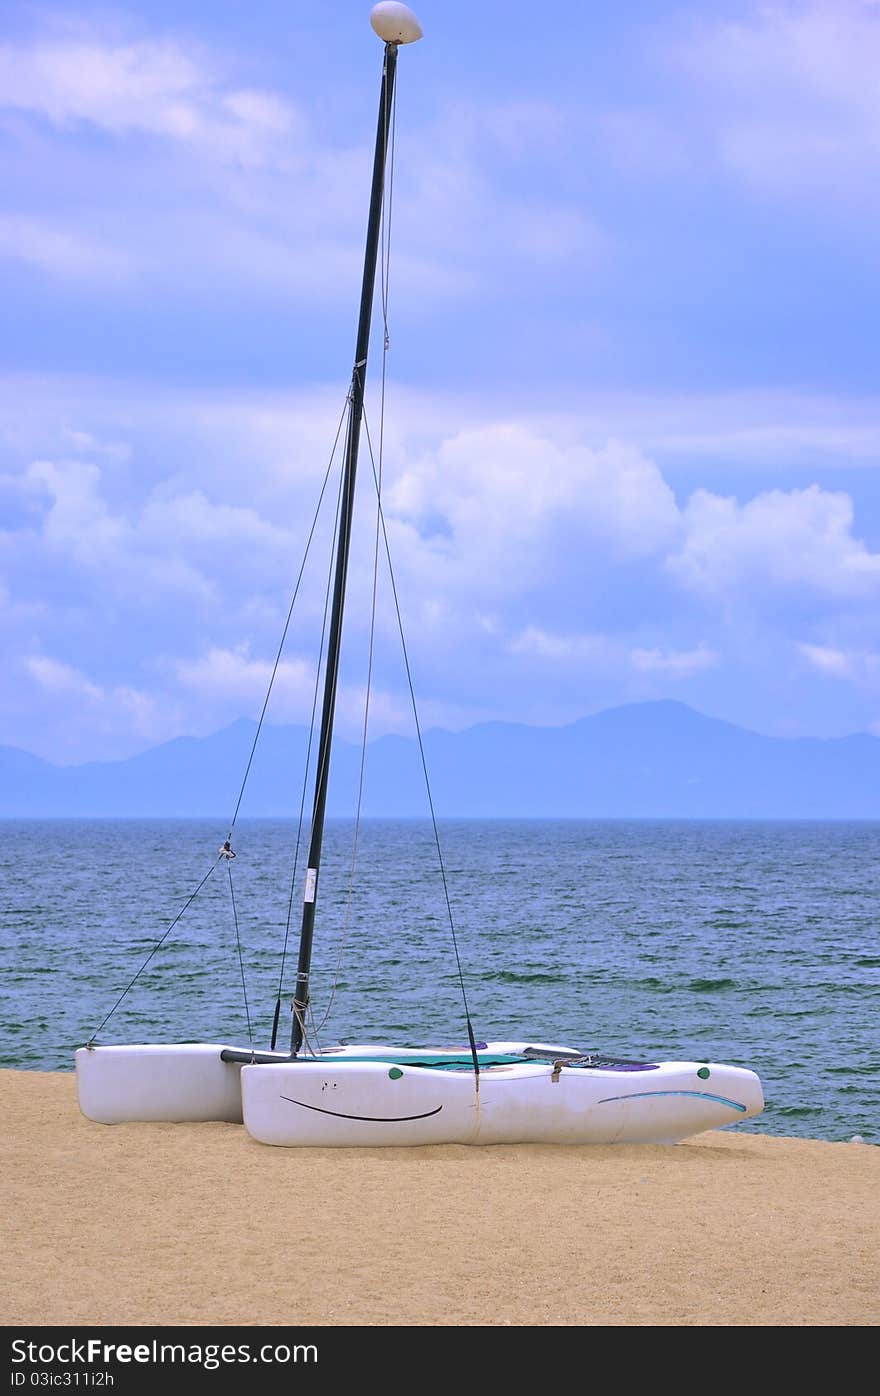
[370,3,423,44]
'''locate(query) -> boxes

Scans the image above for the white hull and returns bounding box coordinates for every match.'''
[75,1043,248,1124]
[76,1041,763,1144]
[242,1057,763,1146]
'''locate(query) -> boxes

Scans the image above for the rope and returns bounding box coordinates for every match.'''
[225,392,351,838]
[86,855,223,1044]
[293,1000,314,1056]
[227,860,254,1053]
[361,401,480,1085]
[379,71,397,343]
[305,1001,325,1057]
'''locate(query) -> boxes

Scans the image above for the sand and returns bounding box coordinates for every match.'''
[2,1069,877,1327]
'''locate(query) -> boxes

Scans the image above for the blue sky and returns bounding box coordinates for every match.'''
[2,0,880,763]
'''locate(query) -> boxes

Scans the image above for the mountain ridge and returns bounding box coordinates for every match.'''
[3,700,880,818]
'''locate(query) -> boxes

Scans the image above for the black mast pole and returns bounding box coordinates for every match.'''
[290,41,399,1055]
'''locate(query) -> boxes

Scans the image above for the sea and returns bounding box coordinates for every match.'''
[1,818,877,1143]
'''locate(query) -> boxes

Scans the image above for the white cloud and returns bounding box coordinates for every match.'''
[633,390,880,466]
[19,653,175,760]
[799,643,854,678]
[672,485,880,602]
[176,645,312,709]
[7,376,880,474]
[395,105,607,287]
[675,1,880,197]
[508,632,720,682]
[22,458,129,561]
[141,491,294,556]
[9,391,880,641]
[25,654,103,701]
[63,429,131,463]
[12,458,226,603]
[0,37,299,167]
[798,642,880,684]
[0,25,605,306]
[175,644,411,736]
[6,377,880,756]
[509,628,614,664]
[0,215,131,281]
[630,645,719,677]
[386,427,680,616]
[0,38,201,131]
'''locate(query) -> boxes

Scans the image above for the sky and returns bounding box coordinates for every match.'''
[2,0,880,764]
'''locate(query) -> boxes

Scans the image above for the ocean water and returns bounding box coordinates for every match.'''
[1,818,877,1143]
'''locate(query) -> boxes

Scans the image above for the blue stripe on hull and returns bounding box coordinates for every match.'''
[598,1089,747,1112]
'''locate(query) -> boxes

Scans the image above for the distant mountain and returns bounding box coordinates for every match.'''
[3,701,880,818]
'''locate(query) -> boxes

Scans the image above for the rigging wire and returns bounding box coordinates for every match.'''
[87,393,350,1044]
[236,397,349,1045]
[92,65,473,1061]
[361,402,480,1084]
[87,69,454,1057]
[309,79,398,1038]
[227,860,254,1054]
[308,378,379,1037]
[306,77,480,1080]
[271,439,348,1048]
[350,82,476,1056]
[225,394,351,839]
[379,70,396,344]
[86,855,223,1044]
[305,1000,325,1057]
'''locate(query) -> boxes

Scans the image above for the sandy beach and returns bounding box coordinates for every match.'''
[2,1068,877,1327]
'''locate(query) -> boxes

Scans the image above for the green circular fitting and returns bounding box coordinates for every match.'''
[388,1067,403,1080]
[697,1066,711,1080]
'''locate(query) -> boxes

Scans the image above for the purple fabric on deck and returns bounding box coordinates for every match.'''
[597,1062,660,1072]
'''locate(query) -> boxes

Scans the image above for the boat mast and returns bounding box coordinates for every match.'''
[290,5,422,1056]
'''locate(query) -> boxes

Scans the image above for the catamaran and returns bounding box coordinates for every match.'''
[76,3,764,1146]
